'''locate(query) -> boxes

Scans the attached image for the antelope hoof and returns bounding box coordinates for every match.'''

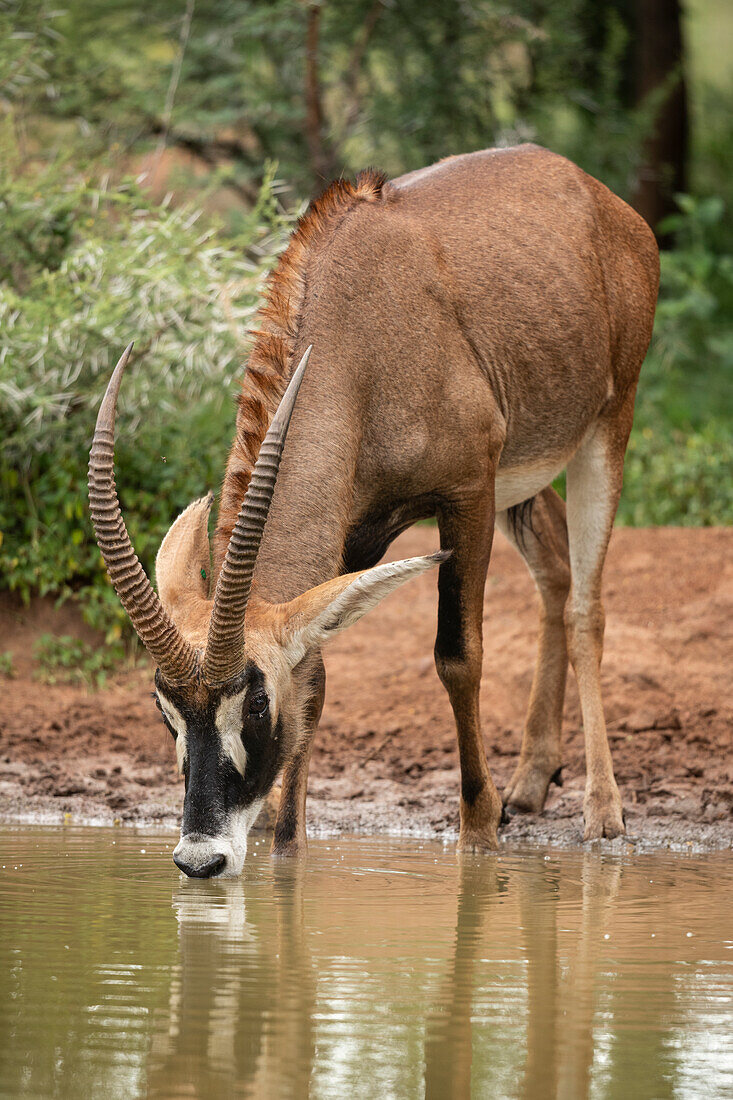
[459,785,502,851]
[583,788,625,840]
[502,758,562,815]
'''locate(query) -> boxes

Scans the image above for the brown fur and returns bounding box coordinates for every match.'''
[215,169,392,569]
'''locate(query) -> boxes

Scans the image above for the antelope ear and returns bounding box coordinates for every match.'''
[278,551,449,668]
[155,494,214,648]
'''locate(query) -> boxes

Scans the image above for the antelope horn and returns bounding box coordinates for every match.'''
[203,346,312,684]
[88,344,199,685]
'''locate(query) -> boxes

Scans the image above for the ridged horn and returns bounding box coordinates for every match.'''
[88,344,199,685]
[203,345,312,684]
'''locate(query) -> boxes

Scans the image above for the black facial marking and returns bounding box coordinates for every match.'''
[435,551,464,662]
[232,666,282,800]
[240,713,285,804]
[183,728,240,837]
[155,664,286,838]
[153,692,177,739]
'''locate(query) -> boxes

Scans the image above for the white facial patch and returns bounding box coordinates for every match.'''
[215,691,248,777]
[157,693,188,774]
[173,799,263,879]
[223,800,264,873]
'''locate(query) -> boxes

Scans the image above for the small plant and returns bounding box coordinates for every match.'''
[0,651,14,679]
[31,633,134,689]
[619,421,733,526]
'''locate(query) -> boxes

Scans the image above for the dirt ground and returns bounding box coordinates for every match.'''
[0,526,731,851]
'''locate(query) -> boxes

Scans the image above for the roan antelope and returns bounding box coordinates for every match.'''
[89,145,659,877]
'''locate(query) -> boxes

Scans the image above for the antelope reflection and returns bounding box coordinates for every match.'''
[423,853,633,1099]
[424,860,507,1099]
[147,862,315,1099]
[147,848,702,1099]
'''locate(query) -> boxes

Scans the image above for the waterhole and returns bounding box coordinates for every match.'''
[0,826,731,1099]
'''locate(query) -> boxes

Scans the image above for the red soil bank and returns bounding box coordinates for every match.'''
[1,526,731,850]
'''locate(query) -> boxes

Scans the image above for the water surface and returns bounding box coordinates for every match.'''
[0,826,731,1098]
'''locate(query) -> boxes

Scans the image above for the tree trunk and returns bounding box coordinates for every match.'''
[342,0,385,129]
[304,4,338,188]
[631,0,688,241]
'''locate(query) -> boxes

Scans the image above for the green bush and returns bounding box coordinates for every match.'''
[0,126,288,643]
[619,421,732,526]
[31,633,130,688]
[648,194,733,426]
[618,193,733,526]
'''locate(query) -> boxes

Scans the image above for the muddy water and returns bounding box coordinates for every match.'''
[0,828,731,1100]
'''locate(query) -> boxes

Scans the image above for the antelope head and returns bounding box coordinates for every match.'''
[88,344,444,877]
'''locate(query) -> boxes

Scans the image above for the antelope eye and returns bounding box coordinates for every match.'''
[248,690,268,718]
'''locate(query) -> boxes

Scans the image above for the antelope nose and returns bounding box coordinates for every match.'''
[173,852,226,879]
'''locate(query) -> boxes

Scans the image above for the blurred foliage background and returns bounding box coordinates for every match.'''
[0,0,731,650]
